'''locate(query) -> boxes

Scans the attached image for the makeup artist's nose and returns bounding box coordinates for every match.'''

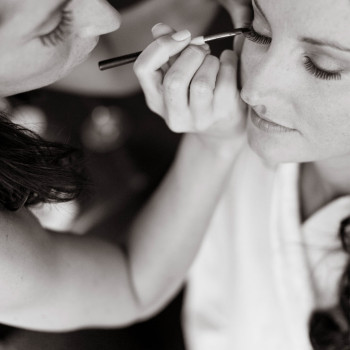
[77,0,121,38]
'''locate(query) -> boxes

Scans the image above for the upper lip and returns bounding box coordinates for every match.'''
[250,107,295,130]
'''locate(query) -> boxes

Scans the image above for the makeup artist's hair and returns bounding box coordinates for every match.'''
[309,219,350,350]
[0,111,86,211]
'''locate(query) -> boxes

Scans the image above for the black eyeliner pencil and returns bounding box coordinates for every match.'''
[98,27,250,71]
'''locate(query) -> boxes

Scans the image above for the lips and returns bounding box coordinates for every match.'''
[250,108,295,133]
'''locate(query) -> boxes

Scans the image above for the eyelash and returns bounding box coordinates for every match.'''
[245,26,342,81]
[40,9,73,47]
[303,56,342,81]
[244,26,272,45]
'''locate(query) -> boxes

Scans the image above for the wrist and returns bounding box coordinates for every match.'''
[183,132,245,161]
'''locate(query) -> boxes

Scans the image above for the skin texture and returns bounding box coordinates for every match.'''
[220,0,350,220]
[240,0,350,165]
[0,0,121,96]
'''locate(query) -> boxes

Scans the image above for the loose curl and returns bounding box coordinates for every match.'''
[309,217,350,350]
[0,111,87,211]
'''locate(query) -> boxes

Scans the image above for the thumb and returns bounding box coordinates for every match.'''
[151,22,175,39]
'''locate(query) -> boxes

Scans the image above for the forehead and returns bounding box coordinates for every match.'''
[260,0,350,47]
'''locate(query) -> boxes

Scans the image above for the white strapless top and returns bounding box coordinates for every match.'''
[183,143,348,350]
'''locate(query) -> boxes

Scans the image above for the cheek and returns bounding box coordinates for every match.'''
[0,37,92,97]
[240,40,264,89]
[305,95,350,147]
[290,89,350,160]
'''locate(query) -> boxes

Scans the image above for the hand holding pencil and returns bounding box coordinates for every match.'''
[98,26,250,71]
[130,23,247,151]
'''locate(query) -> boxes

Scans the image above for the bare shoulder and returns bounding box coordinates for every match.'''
[0,207,42,237]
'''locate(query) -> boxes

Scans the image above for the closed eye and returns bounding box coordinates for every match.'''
[39,4,73,47]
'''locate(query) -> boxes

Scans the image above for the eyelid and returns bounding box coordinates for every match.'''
[30,0,72,37]
[305,55,344,76]
[303,56,342,80]
[39,9,72,46]
[244,26,272,45]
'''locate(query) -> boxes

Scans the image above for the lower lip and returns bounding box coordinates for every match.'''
[250,109,295,134]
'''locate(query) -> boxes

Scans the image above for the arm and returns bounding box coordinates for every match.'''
[0,25,246,331]
[0,137,240,332]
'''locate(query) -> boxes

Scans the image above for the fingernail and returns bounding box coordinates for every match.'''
[151,22,164,32]
[171,30,191,41]
[202,44,210,51]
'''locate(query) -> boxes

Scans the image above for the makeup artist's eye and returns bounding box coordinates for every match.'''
[244,26,272,45]
[40,8,73,47]
[303,56,342,81]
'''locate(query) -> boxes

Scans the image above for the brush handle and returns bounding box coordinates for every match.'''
[99,51,142,71]
[98,28,250,71]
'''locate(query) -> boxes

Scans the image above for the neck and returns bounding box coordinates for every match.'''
[300,154,350,221]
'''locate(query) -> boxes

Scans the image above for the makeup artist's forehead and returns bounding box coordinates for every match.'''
[260,0,350,49]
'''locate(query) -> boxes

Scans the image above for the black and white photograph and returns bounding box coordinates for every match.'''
[0,0,349,349]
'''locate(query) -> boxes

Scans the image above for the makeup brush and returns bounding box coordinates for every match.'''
[98,27,250,71]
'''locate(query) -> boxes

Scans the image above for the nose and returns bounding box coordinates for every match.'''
[240,48,293,109]
[76,0,122,38]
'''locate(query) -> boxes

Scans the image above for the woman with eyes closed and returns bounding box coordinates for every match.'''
[0,0,246,331]
[133,0,350,349]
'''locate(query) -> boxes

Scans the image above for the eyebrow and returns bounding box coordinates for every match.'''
[301,37,350,53]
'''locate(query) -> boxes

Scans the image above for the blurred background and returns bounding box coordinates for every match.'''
[1,1,233,348]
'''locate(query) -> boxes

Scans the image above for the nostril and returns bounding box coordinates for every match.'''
[240,90,250,104]
[253,105,267,116]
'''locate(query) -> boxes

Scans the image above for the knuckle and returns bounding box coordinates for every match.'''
[145,98,159,114]
[206,55,220,66]
[133,61,146,76]
[155,36,168,48]
[182,45,207,58]
[191,78,214,95]
[168,120,185,133]
[164,71,184,93]
[195,120,211,132]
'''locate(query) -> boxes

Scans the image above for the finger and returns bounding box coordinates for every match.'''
[162,45,210,128]
[232,3,253,53]
[151,23,175,73]
[151,22,174,38]
[213,50,240,123]
[190,55,220,130]
[134,29,192,114]
[231,3,253,28]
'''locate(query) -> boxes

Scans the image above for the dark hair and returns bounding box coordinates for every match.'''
[309,217,350,350]
[0,112,86,211]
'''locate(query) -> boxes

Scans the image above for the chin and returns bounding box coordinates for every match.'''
[62,37,100,74]
[246,122,308,165]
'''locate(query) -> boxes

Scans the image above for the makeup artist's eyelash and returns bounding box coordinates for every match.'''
[303,56,342,81]
[245,27,342,81]
[244,26,272,45]
[40,9,73,47]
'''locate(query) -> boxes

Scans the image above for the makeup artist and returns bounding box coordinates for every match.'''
[0,0,244,331]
